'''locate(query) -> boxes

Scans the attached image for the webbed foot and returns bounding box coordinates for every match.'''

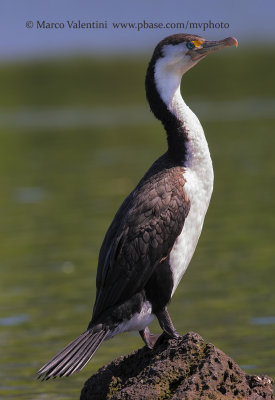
[139,327,161,349]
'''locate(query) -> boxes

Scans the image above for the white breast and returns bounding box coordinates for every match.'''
[169,166,213,295]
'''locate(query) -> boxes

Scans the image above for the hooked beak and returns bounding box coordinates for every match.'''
[189,37,238,61]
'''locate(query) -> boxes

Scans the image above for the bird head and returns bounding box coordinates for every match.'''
[152,34,238,77]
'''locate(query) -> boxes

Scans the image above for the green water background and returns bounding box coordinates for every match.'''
[0,49,274,399]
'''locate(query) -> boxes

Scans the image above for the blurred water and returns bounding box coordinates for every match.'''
[0,314,30,327]
[0,97,274,130]
[252,317,275,326]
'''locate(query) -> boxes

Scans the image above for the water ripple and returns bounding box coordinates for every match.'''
[251,316,275,326]
[0,98,274,130]
[0,314,30,326]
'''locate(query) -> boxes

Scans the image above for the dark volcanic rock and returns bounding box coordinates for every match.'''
[80,332,274,400]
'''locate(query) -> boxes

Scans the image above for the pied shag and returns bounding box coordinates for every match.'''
[38,33,238,379]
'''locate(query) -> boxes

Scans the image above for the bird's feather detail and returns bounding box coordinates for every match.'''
[37,327,109,379]
[92,153,190,322]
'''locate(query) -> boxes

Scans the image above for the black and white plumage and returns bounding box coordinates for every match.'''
[38,33,238,379]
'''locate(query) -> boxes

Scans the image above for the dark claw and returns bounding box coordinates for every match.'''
[156,307,179,338]
[140,307,180,349]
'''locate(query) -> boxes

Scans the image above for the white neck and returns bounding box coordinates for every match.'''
[154,62,214,204]
[154,63,213,171]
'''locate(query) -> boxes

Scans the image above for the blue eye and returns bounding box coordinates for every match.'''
[186,42,195,50]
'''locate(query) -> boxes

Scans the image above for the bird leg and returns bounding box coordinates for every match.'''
[140,308,180,349]
[139,327,161,349]
[156,307,179,339]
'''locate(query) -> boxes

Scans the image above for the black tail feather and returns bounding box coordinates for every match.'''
[38,327,109,379]
[39,330,91,373]
[62,330,106,376]
[43,330,92,378]
[42,336,90,378]
[54,330,106,378]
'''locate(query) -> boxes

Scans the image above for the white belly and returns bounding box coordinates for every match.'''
[107,301,155,338]
[169,167,213,296]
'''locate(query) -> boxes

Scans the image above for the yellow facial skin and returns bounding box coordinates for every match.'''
[191,40,204,48]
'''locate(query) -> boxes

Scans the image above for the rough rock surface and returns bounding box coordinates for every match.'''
[80,332,274,400]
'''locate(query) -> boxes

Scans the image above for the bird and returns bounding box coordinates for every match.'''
[38,33,238,379]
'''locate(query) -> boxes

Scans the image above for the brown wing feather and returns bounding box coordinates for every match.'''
[92,153,190,322]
